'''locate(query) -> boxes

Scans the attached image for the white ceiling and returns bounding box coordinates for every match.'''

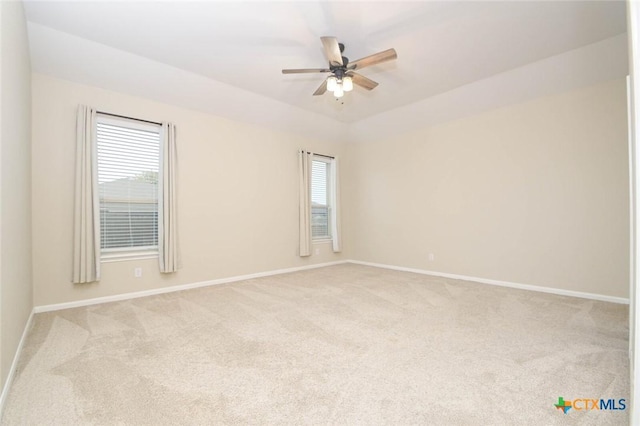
[24,0,627,127]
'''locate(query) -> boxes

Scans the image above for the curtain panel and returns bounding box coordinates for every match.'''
[159,122,181,273]
[330,157,342,253]
[72,105,101,283]
[298,150,313,257]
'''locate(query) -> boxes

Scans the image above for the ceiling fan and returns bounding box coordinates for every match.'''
[282,36,397,98]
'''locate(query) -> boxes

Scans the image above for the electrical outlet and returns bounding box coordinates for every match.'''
[428,253,435,261]
[315,248,320,255]
[134,267,142,278]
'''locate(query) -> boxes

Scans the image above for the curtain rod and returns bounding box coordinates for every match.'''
[304,151,334,159]
[315,153,334,159]
[98,111,162,126]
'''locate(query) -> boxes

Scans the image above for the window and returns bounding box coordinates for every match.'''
[96,114,161,256]
[311,156,332,239]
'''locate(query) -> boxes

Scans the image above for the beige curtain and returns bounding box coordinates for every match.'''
[298,150,313,257]
[159,122,180,273]
[330,157,342,253]
[72,105,100,284]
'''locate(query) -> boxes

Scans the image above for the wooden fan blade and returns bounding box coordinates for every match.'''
[348,48,397,71]
[320,36,343,67]
[282,68,331,74]
[347,72,379,90]
[313,79,328,96]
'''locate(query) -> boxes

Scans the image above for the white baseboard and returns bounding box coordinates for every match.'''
[33,258,628,313]
[0,309,34,415]
[347,260,630,304]
[34,260,349,313]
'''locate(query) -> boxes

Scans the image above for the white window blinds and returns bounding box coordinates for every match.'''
[311,158,331,239]
[96,115,161,252]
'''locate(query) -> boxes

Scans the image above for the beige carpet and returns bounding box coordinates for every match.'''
[1,264,629,425]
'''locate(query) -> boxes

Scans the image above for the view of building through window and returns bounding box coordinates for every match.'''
[96,116,161,252]
[311,158,331,239]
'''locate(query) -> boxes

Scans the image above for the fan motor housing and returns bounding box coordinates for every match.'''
[330,57,349,73]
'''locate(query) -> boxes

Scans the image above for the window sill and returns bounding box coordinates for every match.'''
[101,251,158,263]
[312,239,333,244]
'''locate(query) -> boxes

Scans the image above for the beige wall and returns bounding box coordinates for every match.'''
[347,78,629,298]
[31,73,629,305]
[0,1,33,384]
[32,74,347,306]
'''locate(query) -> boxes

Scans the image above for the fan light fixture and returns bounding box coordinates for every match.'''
[343,76,353,92]
[326,75,352,98]
[327,76,337,92]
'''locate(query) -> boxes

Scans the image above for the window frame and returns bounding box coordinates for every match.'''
[311,155,333,241]
[95,113,161,262]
